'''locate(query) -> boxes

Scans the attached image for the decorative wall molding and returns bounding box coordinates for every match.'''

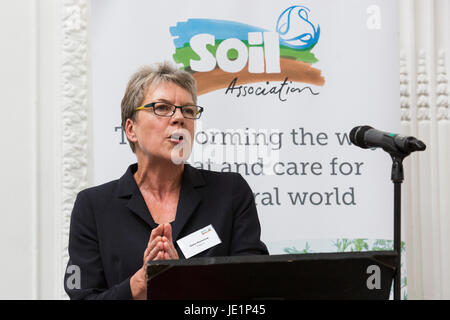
[399,0,450,299]
[60,0,90,299]
[400,51,411,123]
[416,50,431,122]
[436,50,449,121]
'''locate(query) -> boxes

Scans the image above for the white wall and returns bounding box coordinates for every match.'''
[0,0,37,299]
[0,0,70,299]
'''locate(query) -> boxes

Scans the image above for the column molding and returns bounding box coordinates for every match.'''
[37,0,92,299]
[399,0,450,299]
[59,0,91,299]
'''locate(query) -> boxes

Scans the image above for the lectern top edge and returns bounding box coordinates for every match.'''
[145,250,397,300]
[146,250,397,268]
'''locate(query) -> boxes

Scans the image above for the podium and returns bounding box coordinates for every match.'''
[146,251,397,300]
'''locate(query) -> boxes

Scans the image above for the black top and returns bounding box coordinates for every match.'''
[64,163,268,299]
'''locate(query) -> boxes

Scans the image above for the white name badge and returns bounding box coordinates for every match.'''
[176,224,222,259]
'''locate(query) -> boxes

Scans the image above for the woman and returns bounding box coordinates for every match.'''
[64,62,268,300]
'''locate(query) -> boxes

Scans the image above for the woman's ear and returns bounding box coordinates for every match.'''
[124,118,138,143]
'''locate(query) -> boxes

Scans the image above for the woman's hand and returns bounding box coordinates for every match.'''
[130,223,178,299]
[143,223,179,261]
[159,223,179,260]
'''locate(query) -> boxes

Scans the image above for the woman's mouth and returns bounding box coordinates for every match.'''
[169,133,184,144]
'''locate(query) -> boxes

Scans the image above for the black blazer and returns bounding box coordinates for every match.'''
[64,163,268,299]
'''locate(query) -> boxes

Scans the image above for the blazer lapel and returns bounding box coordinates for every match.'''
[117,163,205,237]
[171,164,205,241]
[116,164,157,229]
[126,192,157,228]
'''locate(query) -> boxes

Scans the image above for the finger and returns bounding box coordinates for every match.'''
[161,224,166,239]
[163,239,179,260]
[147,235,162,251]
[163,223,173,242]
[146,239,164,262]
[152,224,165,240]
[150,225,164,242]
[143,247,150,259]
[155,251,164,261]
[148,246,163,262]
[145,237,162,260]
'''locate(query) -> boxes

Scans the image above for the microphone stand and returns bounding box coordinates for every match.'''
[390,153,405,300]
[349,125,426,300]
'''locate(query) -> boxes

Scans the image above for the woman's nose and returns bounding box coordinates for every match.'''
[171,107,185,125]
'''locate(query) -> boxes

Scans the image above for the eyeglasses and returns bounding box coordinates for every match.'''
[135,102,204,119]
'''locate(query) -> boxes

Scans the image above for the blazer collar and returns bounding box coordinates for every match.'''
[172,164,205,240]
[116,163,205,240]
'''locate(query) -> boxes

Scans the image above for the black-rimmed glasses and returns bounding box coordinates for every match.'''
[136,102,204,119]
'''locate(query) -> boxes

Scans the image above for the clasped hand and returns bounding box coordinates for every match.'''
[131,223,178,299]
[144,223,179,261]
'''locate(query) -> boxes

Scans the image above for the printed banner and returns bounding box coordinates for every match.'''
[92,0,400,255]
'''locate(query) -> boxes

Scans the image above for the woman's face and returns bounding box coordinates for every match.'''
[128,81,196,163]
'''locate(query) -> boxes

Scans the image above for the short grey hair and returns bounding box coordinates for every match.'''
[121,61,197,152]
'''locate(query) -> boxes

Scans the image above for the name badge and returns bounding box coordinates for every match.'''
[176,224,222,259]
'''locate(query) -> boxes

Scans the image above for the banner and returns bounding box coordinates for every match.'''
[92,0,400,255]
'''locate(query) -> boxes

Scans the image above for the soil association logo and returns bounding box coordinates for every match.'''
[170,5,325,99]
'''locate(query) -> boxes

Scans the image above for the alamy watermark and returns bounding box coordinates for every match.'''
[114,119,283,175]
[366,264,381,290]
[66,264,81,290]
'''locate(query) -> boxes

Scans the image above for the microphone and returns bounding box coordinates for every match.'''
[349,125,426,155]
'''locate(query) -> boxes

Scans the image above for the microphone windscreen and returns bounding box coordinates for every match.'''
[407,138,426,152]
[350,125,372,148]
[349,126,359,144]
